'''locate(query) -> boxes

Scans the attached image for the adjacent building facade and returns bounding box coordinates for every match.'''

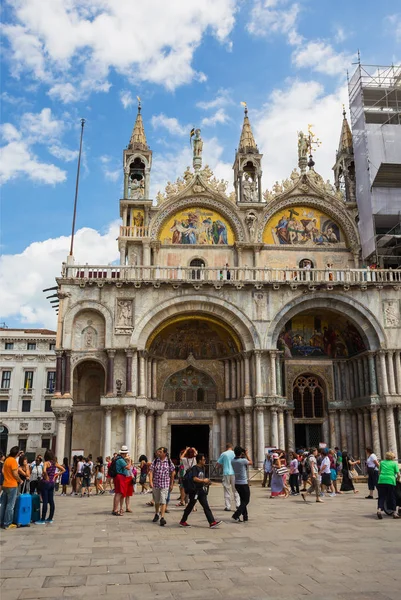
[52,102,401,467]
[0,328,57,456]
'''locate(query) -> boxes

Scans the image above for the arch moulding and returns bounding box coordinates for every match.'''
[131,294,260,351]
[63,300,113,350]
[266,292,386,351]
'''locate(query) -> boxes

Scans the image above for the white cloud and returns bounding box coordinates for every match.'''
[385,14,401,40]
[201,108,230,127]
[254,79,348,188]
[48,144,79,162]
[0,108,67,184]
[120,90,134,109]
[0,222,120,328]
[292,41,355,76]
[48,82,77,103]
[3,0,237,99]
[247,0,300,41]
[196,88,232,110]
[100,155,120,182]
[151,114,187,136]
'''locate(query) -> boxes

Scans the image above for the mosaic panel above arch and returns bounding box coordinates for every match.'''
[158,207,235,245]
[263,206,345,247]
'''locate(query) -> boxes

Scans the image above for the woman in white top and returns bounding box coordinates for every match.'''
[365,447,379,499]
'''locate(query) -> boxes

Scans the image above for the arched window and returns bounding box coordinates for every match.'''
[175,389,184,402]
[189,258,205,280]
[197,388,205,402]
[299,258,314,269]
[292,375,325,419]
[0,424,9,455]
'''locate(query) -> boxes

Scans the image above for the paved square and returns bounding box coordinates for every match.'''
[1,482,400,600]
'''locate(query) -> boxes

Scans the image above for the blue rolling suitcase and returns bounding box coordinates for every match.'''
[14,482,32,527]
[31,493,41,523]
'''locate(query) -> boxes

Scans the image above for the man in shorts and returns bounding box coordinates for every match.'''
[149,447,175,527]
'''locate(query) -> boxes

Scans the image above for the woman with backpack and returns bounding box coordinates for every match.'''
[177,447,197,507]
[81,458,93,497]
[138,455,150,494]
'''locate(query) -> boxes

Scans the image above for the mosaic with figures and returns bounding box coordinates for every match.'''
[263,206,344,246]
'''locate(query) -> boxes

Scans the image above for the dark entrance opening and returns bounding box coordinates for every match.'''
[171,424,210,461]
[294,423,322,450]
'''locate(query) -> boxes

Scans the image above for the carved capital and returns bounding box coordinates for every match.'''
[255,405,265,413]
[106,349,116,358]
[53,409,71,421]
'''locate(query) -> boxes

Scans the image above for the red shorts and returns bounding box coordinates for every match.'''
[114,474,129,497]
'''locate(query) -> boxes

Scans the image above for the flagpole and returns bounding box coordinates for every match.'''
[69,118,86,257]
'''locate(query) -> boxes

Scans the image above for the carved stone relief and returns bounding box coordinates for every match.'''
[72,310,105,351]
[253,292,268,321]
[383,300,400,328]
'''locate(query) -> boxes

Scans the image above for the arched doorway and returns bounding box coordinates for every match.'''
[293,374,325,448]
[0,424,8,455]
[72,360,105,456]
[189,258,205,280]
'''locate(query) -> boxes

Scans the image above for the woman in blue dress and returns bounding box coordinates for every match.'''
[60,457,70,496]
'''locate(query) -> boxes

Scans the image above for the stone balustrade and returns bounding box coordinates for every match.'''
[120,225,149,238]
[62,264,401,287]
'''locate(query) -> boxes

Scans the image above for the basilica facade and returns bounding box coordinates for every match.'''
[52,105,401,466]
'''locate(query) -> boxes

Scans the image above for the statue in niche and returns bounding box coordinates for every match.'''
[298,131,308,159]
[117,300,132,327]
[253,292,266,321]
[243,173,257,202]
[383,301,400,327]
[82,322,97,349]
[129,177,144,199]
[183,166,192,183]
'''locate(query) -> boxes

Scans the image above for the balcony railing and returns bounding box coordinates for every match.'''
[0,387,11,396]
[20,387,34,396]
[62,265,401,286]
[120,225,149,238]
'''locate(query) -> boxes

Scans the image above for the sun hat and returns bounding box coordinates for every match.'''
[119,445,129,454]
[272,453,279,459]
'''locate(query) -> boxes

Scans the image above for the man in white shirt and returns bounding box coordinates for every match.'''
[319,448,334,496]
[365,446,379,499]
[29,457,43,495]
[217,443,240,511]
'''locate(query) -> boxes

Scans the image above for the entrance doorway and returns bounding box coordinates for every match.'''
[294,423,322,449]
[170,424,210,461]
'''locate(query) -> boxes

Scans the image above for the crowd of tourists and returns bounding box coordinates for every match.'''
[0,441,400,530]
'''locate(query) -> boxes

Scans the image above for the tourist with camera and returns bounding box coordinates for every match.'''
[231,446,252,522]
[179,453,222,529]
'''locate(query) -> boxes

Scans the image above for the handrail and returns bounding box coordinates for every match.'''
[62,265,401,285]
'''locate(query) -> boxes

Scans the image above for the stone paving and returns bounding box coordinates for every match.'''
[1,482,400,600]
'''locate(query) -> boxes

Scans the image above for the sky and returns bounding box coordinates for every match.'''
[1,0,400,330]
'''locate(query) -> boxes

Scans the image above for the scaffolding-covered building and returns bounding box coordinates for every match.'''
[348,63,401,267]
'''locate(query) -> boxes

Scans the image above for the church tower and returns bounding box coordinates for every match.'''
[333,108,356,203]
[233,104,263,203]
[119,100,153,265]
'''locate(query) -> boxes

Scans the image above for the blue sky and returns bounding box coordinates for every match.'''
[1,0,400,328]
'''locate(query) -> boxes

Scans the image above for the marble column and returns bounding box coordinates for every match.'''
[106,350,115,396]
[147,358,152,399]
[64,351,71,395]
[357,410,365,458]
[353,361,360,398]
[276,356,282,396]
[155,412,163,449]
[395,352,401,395]
[363,356,370,396]
[264,408,271,448]
[103,407,112,459]
[125,350,133,395]
[137,408,147,457]
[236,358,242,399]
[370,406,381,459]
[379,351,389,396]
[231,360,237,399]
[340,410,347,450]
[240,358,245,397]
[387,351,396,395]
[239,410,245,448]
[329,410,337,448]
[219,411,227,451]
[285,410,294,451]
[255,351,263,397]
[351,411,358,458]
[270,352,277,396]
[357,359,365,397]
[132,350,138,397]
[386,405,398,457]
[368,352,378,395]
[256,406,265,467]
[244,408,253,455]
[348,362,355,399]
[146,410,155,458]
[346,411,353,454]
[244,353,251,397]
[271,408,279,448]
[55,351,63,395]
[139,353,146,397]
[379,408,388,455]
[151,359,157,399]
[230,410,238,446]
[224,360,230,400]
[124,407,134,452]
[278,409,285,449]
[322,417,329,448]
[54,410,69,461]
[363,410,372,448]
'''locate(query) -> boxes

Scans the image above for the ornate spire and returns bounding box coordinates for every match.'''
[238,103,258,153]
[338,106,353,154]
[128,99,148,151]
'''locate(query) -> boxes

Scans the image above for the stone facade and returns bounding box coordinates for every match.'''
[52,108,401,466]
[0,328,57,455]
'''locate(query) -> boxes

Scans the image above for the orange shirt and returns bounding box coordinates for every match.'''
[3,456,18,488]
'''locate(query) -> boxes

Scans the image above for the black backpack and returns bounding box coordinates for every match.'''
[108,458,118,478]
[304,456,311,474]
[182,466,196,494]
[82,464,91,479]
